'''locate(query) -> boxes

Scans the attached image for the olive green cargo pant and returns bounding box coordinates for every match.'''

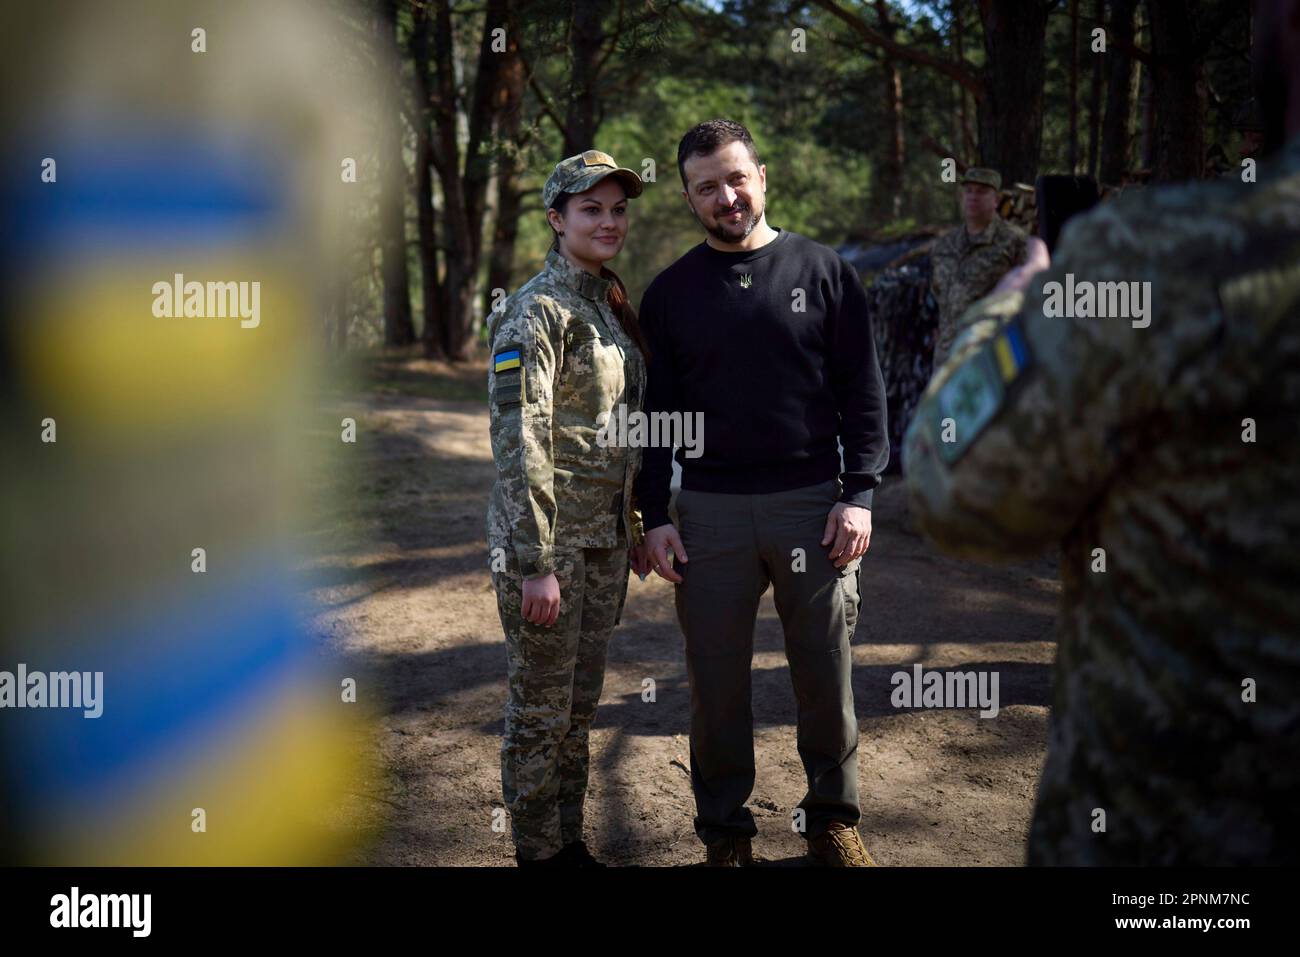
[674,479,863,845]
[491,544,628,861]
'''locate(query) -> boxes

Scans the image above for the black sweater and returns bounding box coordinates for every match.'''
[634,228,889,531]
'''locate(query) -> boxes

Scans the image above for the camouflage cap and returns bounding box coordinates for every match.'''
[961,167,1002,191]
[542,149,644,209]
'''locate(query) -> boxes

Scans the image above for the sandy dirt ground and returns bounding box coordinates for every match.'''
[304,363,1060,867]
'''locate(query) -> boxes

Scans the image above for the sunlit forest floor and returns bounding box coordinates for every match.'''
[304,350,1060,866]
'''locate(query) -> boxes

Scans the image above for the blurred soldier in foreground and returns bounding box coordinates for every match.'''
[0,0,376,865]
[928,168,1040,366]
[903,0,1300,865]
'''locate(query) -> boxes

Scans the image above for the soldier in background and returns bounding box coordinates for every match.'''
[902,0,1300,865]
[928,168,1039,365]
[486,150,651,867]
[1234,97,1266,162]
[1208,100,1266,177]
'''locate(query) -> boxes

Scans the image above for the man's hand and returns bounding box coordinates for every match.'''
[522,572,561,626]
[644,523,688,584]
[629,542,652,580]
[822,503,872,568]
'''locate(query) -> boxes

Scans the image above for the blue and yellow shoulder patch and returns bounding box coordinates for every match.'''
[991,320,1030,383]
[491,342,524,407]
[932,317,1033,465]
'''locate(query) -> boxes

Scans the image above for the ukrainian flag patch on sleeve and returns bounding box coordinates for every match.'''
[992,320,1030,383]
[493,349,521,372]
[491,342,524,407]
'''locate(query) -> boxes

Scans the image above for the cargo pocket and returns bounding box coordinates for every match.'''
[561,322,624,421]
[838,558,862,637]
[492,543,535,671]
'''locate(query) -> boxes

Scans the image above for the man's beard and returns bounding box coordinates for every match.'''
[697,198,760,243]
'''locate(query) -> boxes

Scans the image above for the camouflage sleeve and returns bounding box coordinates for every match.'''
[488,302,562,579]
[1013,232,1028,267]
[902,196,1221,561]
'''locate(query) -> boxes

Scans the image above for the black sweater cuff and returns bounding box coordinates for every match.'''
[839,474,877,510]
[642,507,673,532]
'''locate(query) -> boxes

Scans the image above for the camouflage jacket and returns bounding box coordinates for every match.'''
[903,134,1300,864]
[487,248,647,579]
[929,217,1028,363]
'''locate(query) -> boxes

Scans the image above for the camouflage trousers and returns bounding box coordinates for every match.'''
[490,543,629,861]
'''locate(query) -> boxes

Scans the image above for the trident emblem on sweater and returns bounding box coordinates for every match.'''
[738,273,752,288]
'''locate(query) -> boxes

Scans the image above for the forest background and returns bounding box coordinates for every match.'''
[326,0,1254,358]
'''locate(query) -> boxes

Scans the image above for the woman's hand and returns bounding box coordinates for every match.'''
[522,573,561,626]
[629,543,652,580]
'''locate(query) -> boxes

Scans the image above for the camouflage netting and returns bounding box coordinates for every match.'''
[846,187,1037,474]
[864,257,937,473]
[840,229,946,474]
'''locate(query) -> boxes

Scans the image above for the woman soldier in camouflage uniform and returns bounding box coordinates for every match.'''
[486,151,651,867]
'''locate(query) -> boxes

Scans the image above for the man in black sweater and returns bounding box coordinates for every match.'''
[636,119,888,867]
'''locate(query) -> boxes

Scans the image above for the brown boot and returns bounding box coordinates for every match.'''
[705,836,754,867]
[806,822,877,867]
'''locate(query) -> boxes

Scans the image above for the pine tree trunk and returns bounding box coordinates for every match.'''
[487,9,527,307]
[1147,0,1206,182]
[1099,0,1137,184]
[1068,0,1080,172]
[875,0,906,220]
[975,0,1050,185]
[410,2,444,358]
[565,0,602,153]
[375,0,414,347]
[1086,0,1103,177]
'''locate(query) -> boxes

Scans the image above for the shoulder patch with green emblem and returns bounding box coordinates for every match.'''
[932,318,1032,465]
